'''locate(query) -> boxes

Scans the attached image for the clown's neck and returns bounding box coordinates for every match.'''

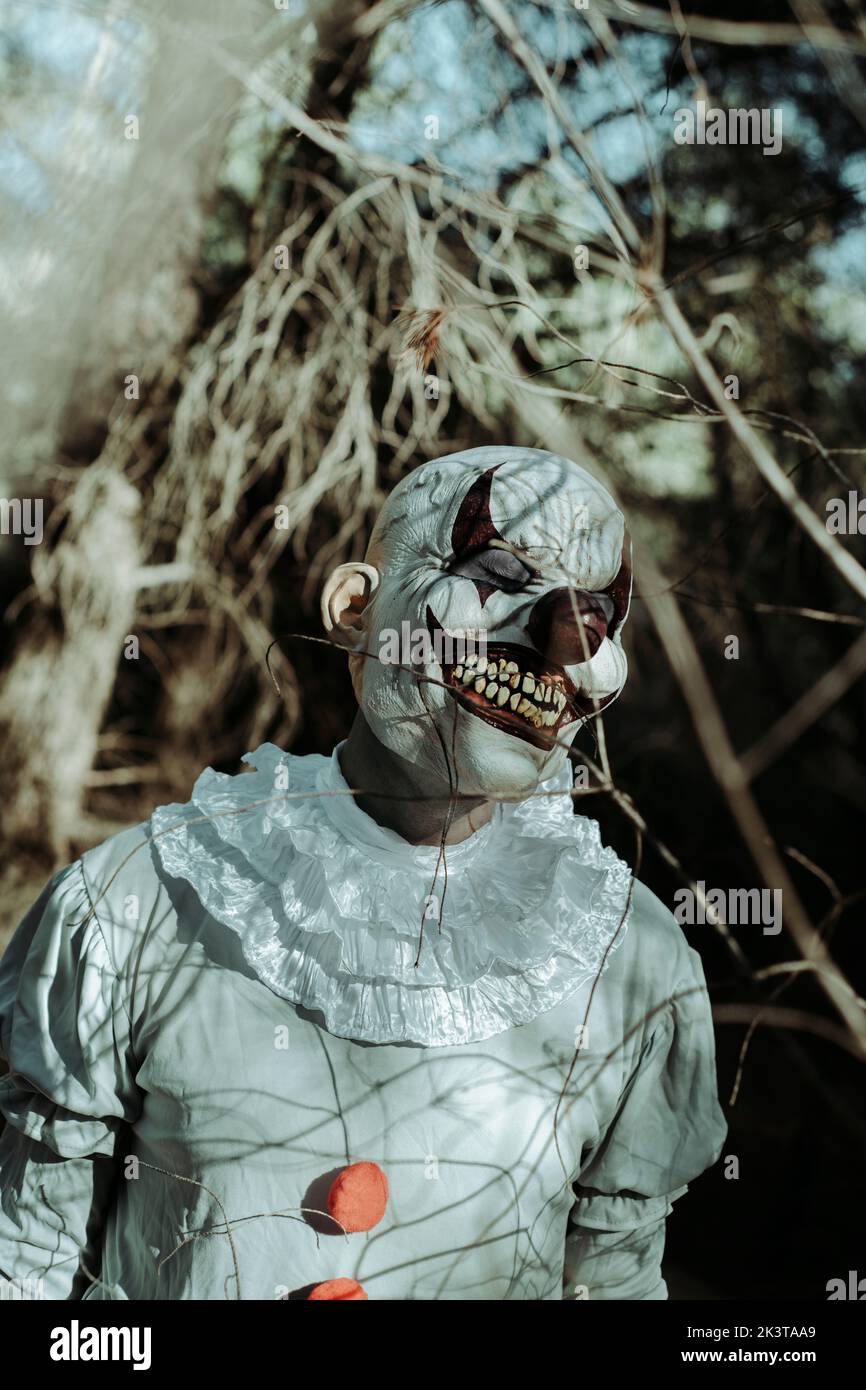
[338,712,495,846]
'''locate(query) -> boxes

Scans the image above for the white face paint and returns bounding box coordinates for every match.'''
[347,446,632,798]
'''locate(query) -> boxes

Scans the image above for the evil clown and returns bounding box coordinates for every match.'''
[0,446,726,1300]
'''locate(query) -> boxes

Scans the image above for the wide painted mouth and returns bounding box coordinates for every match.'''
[426,606,586,750]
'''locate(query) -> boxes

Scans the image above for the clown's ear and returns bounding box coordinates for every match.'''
[321,562,380,649]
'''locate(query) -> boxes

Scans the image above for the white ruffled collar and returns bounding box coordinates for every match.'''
[151,742,634,1047]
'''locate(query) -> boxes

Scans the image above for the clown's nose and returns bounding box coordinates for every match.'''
[527,587,608,665]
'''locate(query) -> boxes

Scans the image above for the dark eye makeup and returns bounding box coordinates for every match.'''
[450,547,533,592]
[590,593,616,625]
[450,550,620,620]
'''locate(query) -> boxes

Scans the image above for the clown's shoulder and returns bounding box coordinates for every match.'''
[74,818,183,972]
[0,819,180,1040]
[602,870,715,1020]
[68,746,294,972]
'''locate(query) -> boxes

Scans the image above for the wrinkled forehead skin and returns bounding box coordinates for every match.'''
[367,445,625,590]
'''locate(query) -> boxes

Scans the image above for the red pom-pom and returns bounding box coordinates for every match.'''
[327,1161,389,1233]
[308,1278,368,1301]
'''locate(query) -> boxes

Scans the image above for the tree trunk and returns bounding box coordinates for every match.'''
[0,469,140,865]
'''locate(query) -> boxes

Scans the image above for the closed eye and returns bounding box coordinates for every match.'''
[450,546,533,592]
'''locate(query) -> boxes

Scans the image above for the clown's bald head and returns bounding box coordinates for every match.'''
[322,446,631,796]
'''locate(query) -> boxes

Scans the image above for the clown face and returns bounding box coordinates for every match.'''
[322,446,632,798]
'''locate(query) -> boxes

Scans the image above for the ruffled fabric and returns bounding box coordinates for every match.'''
[150,743,634,1047]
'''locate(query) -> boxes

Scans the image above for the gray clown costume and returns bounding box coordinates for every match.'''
[0,447,727,1300]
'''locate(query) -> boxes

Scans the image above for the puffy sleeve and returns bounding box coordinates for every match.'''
[0,862,141,1298]
[564,942,727,1300]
